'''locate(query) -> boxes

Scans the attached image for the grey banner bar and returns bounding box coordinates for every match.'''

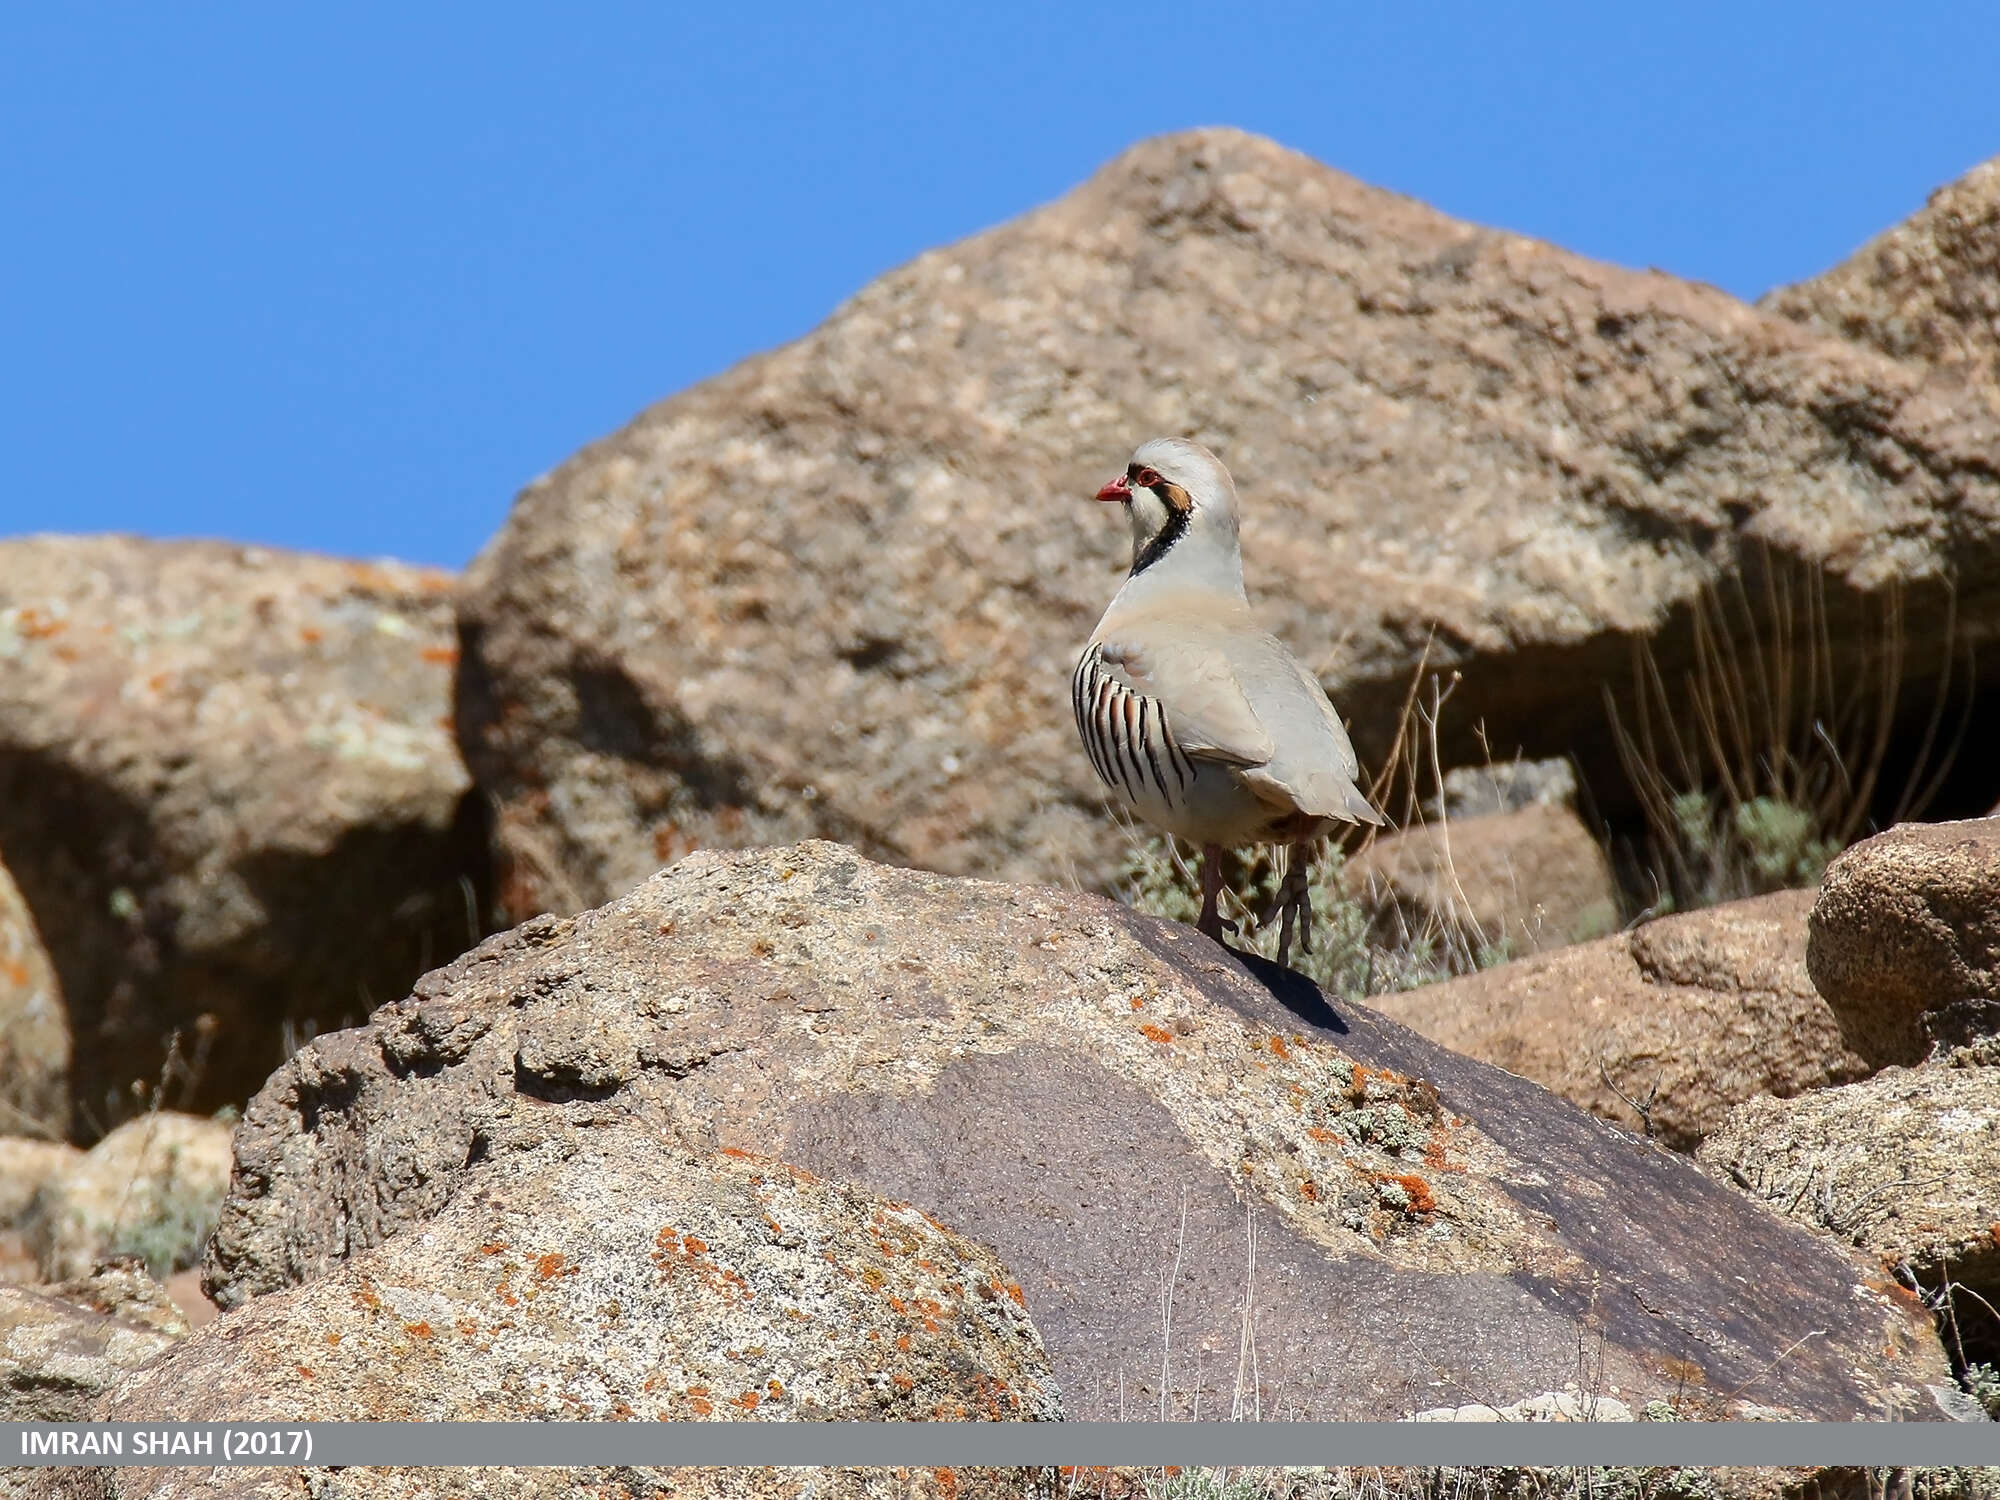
[7,1422,1999,1468]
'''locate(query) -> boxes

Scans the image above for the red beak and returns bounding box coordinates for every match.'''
[1095,473,1131,502]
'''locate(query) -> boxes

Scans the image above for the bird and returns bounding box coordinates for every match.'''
[1071,437,1384,967]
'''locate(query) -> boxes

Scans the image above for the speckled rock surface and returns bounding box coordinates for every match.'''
[0,1137,81,1231]
[1,1269,184,1420]
[1348,801,1622,958]
[1807,817,2000,1066]
[38,1465,1060,1500]
[455,128,2000,921]
[1374,888,1869,1150]
[204,841,1943,1420]
[27,1112,233,1281]
[1764,155,2000,395]
[0,854,66,1142]
[94,1136,1059,1431]
[1698,1060,2000,1310]
[0,536,492,1132]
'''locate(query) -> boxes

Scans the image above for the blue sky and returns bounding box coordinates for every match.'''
[3,4,1994,568]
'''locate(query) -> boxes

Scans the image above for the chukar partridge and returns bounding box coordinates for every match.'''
[1072,438,1384,966]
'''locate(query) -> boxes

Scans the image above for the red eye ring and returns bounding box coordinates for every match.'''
[1134,467,1162,488]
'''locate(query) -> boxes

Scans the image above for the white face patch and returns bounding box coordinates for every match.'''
[1125,488,1174,552]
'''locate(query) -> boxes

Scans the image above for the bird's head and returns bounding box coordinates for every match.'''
[1094,437,1243,584]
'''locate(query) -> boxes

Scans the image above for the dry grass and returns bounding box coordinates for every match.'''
[1605,549,1973,914]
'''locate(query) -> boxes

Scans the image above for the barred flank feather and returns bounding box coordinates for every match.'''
[1071,645,1194,809]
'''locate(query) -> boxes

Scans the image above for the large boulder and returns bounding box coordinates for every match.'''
[0,537,493,1132]
[1763,156,2000,396]
[1807,817,2000,1066]
[1698,1061,2000,1339]
[455,128,2000,920]
[1373,889,1870,1150]
[0,852,66,1141]
[95,1137,1060,1425]
[1347,799,1622,960]
[204,842,1944,1420]
[24,1112,233,1282]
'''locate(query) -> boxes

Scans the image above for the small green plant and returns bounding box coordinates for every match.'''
[106,1142,222,1278]
[1116,833,1463,998]
[1963,1361,2000,1420]
[1145,1471,1269,1500]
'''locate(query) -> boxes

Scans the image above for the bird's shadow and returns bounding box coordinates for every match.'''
[1213,942,1350,1035]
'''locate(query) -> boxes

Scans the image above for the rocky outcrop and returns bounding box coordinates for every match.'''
[456,128,2000,920]
[1349,800,1621,960]
[0,537,492,1131]
[95,1137,1060,1426]
[1373,889,1869,1150]
[1807,817,2000,1066]
[26,1112,232,1281]
[2,1260,187,1420]
[0,853,66,1141]
[203,842,1943,1420]
[1764,156,2000,396]
[1698,1062,2000,1334]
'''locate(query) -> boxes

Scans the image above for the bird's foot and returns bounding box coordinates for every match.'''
[1261,857,1314,969]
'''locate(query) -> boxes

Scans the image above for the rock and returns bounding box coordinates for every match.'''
[1698,1062,2000,1322]
[1763,156,2000,395]
[0,1137,81,1230]
[204,842,1943,1420]
[0,853,66,1143]
[1432,757,1579,821]
[1410,1390,1634,1421]
[27,1112,232,1281]
[0,536,493,1133]
[1,1275,183,1421]
[1348,800,1621,959]
[94,1135,1060,1431]
[1373,889,1869,1150]
[455,128,2000,921]
[1806,817,2000,1067]
[0,1135,80,1286]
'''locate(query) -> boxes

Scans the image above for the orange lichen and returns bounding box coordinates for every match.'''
[479,1243,508,1256]
[1308,1127,1339,1143]
[456,1318,478,1337]
[1005,1283,1024,1305]
[734,1391,761,1410]
[325,1332,341,1347]
[404,1321,434,1339]
[1267,1035,1291,1060]
[767,1380,785,1399]
[536,1253,567,1280]
[295,1365,314,1379]
[1392,1174,1436,1214]
[896,1334,913,1351]
[1300,1178,1319,1203]
[299,627,322,644]
[1138,1024,1174,1044]
[1129,997,1145,1010]
[421,645,458,666]
[893,1373,915,1391]
[689,1395,713,1416]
